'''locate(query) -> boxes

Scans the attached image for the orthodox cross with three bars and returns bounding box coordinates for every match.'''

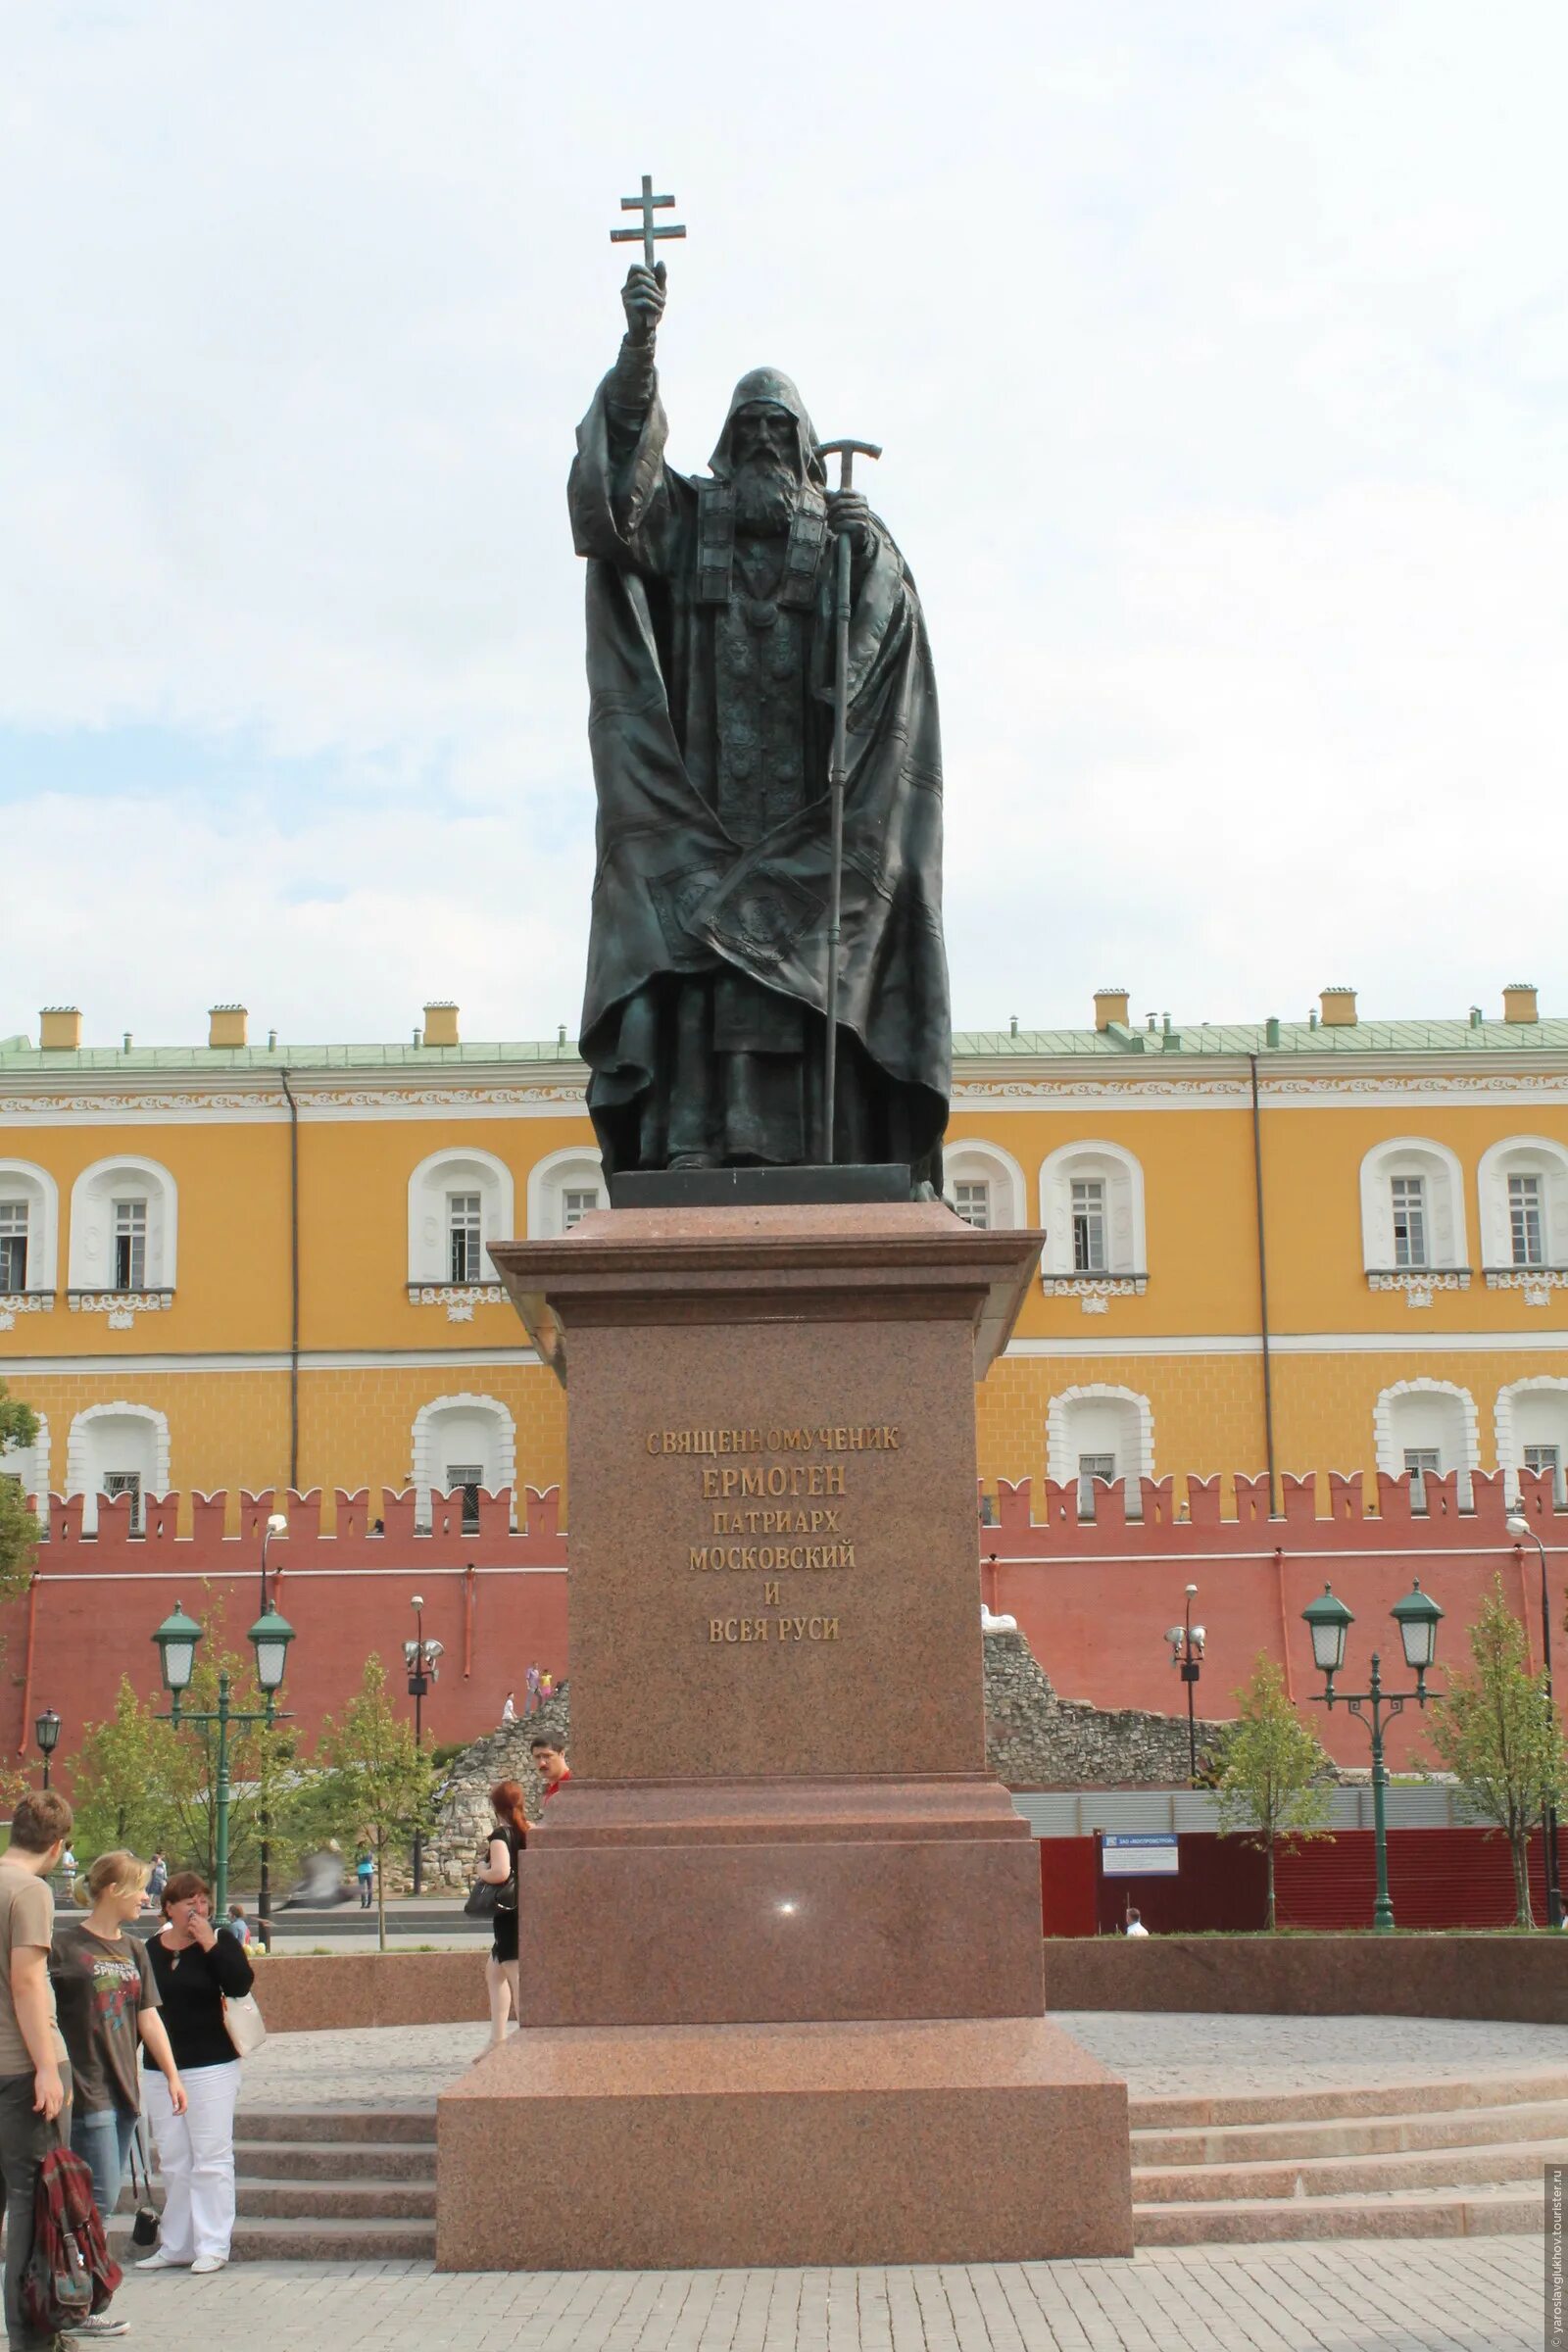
[611,172,686,270]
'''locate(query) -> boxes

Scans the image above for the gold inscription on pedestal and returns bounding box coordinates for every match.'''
[640,1423,900,1647]
[708,1616,840,1643]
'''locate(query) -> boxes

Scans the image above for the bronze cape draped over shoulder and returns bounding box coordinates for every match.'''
[568,368,950,1187]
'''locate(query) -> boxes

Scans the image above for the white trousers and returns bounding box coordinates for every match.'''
[144,2061,241,2263]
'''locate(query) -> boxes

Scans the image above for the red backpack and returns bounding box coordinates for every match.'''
[22,2144,122,2333]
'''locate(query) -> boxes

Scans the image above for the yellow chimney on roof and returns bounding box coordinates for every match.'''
[208,1004,248,1049]
[1502,983,1539,1025]
[422,1001,460,1048]
[1094,988,1130,1033]
[1319,987,1357,1028]
[39,1006,81,1051]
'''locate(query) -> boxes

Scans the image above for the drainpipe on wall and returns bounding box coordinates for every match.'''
[15,1573,40,1760]
[1249,1054,1279,1520]
[279,1070,301,1494]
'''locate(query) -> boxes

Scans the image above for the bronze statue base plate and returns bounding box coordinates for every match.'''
[610,1162,910,1209]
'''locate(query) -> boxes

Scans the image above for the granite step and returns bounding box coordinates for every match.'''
[1134,2096,1568,2169]
[233,2136,437,2181]
[233,2175,437,2221]
[1129,2067,1568,2133]
[1129,2068,1567,2243]
[121,2108,440,2264]
[234,2106,435,2144]
[112,2215,437,2264]
[1134,2183,1544,2247]
[1134,2133,1568,2205]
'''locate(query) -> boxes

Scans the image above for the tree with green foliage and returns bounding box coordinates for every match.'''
[70,1678,186,1860]
[0,1383,42,1598]
[318,1655,433,1950]
[1213,1655,1336,1929]
[1427,1576,1566,1928]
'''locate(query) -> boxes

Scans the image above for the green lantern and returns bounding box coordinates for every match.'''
[152,1600,203,1694]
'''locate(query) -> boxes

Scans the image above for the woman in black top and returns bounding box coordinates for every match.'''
[136,1872,255,2275]
[478,1779,526,2047]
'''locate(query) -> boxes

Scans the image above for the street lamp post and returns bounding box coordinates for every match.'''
[1301,1579,1444,1934]
[256,1512,288,1946]
[152,1596,295,1919]
[34,1709,60,1791]
[1164,1585,1205,1786]
[1505,1510,1563,1930]
[403,1596,443,1897]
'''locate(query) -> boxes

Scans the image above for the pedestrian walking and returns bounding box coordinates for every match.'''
[61,1845,77,1903]
[524,1664,540,1715]
[501,1691,517,1725]
[355,1852,373,1910]
[136,1872,255,2276]
[0,1790,74,2352]
[146,1852,167,1906]
[52,1850,187,2314]
[478,1781,527,2048]
[223,1905,251,1947]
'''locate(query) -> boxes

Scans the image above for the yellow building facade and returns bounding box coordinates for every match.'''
[4,985,1567,1528]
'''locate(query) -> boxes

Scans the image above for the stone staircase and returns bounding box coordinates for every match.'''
[119,2108,436,2264]
[1132,2067,1568,2244]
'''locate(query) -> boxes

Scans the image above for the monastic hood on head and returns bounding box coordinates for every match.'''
[709,367,827,488]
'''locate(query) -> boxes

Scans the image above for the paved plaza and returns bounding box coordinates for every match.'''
[115,2236,1547,2350]
[121,2012,1555,2348]
[236,2009,1568,2111]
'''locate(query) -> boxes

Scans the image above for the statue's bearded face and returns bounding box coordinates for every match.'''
[730,404,799,535]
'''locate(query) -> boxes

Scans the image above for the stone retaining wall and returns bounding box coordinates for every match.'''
[247,1936,1566,2034]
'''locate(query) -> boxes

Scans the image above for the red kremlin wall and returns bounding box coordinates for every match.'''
[6,1466,1564,1775]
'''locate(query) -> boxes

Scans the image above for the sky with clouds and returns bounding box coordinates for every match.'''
[2,1,1564,1049]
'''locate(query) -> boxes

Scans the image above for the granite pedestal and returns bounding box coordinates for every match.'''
[437,1202,1133,2268]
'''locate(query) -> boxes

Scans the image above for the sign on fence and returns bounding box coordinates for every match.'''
[1100,1833,1180,1878]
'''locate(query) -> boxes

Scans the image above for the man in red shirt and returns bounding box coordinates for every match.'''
[529,1735,570,1802]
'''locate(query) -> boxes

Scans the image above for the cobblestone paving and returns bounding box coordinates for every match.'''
[238,2012,1568,2112]
[115,2236,1546,2350]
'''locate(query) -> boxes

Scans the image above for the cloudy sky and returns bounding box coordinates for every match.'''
[2,1,1564,1049]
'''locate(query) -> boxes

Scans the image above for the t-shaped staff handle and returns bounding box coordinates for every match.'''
[818,437,882,492]
[816,437,883,1171]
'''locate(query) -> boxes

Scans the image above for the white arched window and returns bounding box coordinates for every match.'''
[1047,1385,1154,1521]
[68,1156,178,1302]
[0,1162,60,1312]
[1359,1139,1468,1304]
[943,1140,1026,1232]
[1479,1138,1568,1305]
[66,1403,171,1536]
[1496,1377,1568,1504]
[1039,1141,1147,1310]
[526,1146,606,1238]
[407,1148,514,1315]
[411,1394,516,1532]
[0,1410,50,1527]
[1374,1380,1478,1511]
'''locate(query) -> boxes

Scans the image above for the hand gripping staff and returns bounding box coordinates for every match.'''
[815,437,882,1165]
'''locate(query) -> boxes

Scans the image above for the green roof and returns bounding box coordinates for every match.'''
[0,1017,1564,1076]
[952,1017,1568,1056]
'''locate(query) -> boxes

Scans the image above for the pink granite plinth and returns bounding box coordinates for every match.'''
[437,2015,1133,2270]
[457,1203,1133,2267]
[518,1776,1044,2026]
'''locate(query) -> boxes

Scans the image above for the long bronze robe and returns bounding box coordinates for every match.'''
[567,364,950,1186]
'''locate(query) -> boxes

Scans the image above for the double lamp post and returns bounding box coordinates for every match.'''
[151,1510,296,1926]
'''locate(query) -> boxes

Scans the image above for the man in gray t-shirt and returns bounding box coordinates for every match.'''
[0,1790,74,2352]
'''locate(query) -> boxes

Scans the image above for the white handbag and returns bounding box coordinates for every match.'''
[222,1991,268,2058]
